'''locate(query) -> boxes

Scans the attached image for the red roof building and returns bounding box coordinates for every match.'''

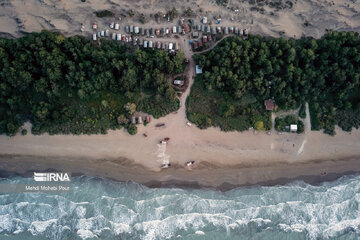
[183,23,190,33]
[264,99,275,111]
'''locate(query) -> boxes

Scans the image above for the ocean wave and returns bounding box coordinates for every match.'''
[0,175,360,239]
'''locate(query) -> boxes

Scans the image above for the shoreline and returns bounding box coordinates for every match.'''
[1,154,360,191]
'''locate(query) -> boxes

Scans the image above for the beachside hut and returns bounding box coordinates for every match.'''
[211,27,216,35]
[177,26,181,33]
[183,23,190,33]
[148,41,153,48]
[264,99,275,111]
[131,116,136,124]
[101,30,105,36]
[97,32,101,37]
[139,27,144,35]
[168,42,173,50]
[157,41,161,49]
[161,42,165,49]
[125,25,129,33]
[116,33,121,41]
[192,31,199,38]
[208,35,212,41]
[195,65,203,74]
[134,26,139,34]
[137,116,143,124]
[206,25,210,33]
[111,32,116,40]
[217,27,222,33]
[234,27,239,35]
[197,25,201,31]
[114,23,119,30]
[146,116,151,123]
[290,124,298,132]
[130,25,134,33]
[203,35,208,43]
[149,28,153,36]
[229,26,234,33]
[239,29,244,36]
[109,22,114,29]
[175,42,180,50]
[92,22,98,30]
[224,27,229,34]
[144,29,148,36]
[202,17,207,24]
[92,34,97,41]
[143,40,148,48]
[172,26,177,34]
[189,19,195,27]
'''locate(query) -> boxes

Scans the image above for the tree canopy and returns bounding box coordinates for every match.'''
[0,31,185,136]
[190,32,360,134]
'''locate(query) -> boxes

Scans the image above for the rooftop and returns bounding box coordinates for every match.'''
[264,99,275,111]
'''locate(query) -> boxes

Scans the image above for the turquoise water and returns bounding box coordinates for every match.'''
[0,175,360,240]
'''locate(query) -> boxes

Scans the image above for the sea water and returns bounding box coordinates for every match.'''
[0,175,360,240]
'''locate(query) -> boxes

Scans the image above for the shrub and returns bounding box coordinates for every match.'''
[21,129,27,136]
[94,10,114,18]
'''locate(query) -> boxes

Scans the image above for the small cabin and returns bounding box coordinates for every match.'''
[290,124,298,132]
[137,116,143,124]
[92,34,97,41]
[264,99,275,111]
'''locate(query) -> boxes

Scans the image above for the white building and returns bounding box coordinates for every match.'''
[92,34,97,41]
[202,17,207,24]
[172,26,177,34]
[116,33,121,41]
[195,65,203,74]
[168,42,173,50]
[290,124,298,132]
[114,23,120,30]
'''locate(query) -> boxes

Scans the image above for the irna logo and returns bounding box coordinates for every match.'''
[34,172,71,182]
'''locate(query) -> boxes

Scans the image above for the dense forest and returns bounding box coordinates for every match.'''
[0,31,185,136]
[189,32,360,135]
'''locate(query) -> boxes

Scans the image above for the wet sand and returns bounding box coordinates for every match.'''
[1,153,360,190]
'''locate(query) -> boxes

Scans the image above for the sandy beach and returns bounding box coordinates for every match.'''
[0,0,360,188]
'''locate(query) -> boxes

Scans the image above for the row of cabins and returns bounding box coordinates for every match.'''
[92,32,179,50]
[124,25,185,36]
[131,115,151,125]
[192,26,248,37]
